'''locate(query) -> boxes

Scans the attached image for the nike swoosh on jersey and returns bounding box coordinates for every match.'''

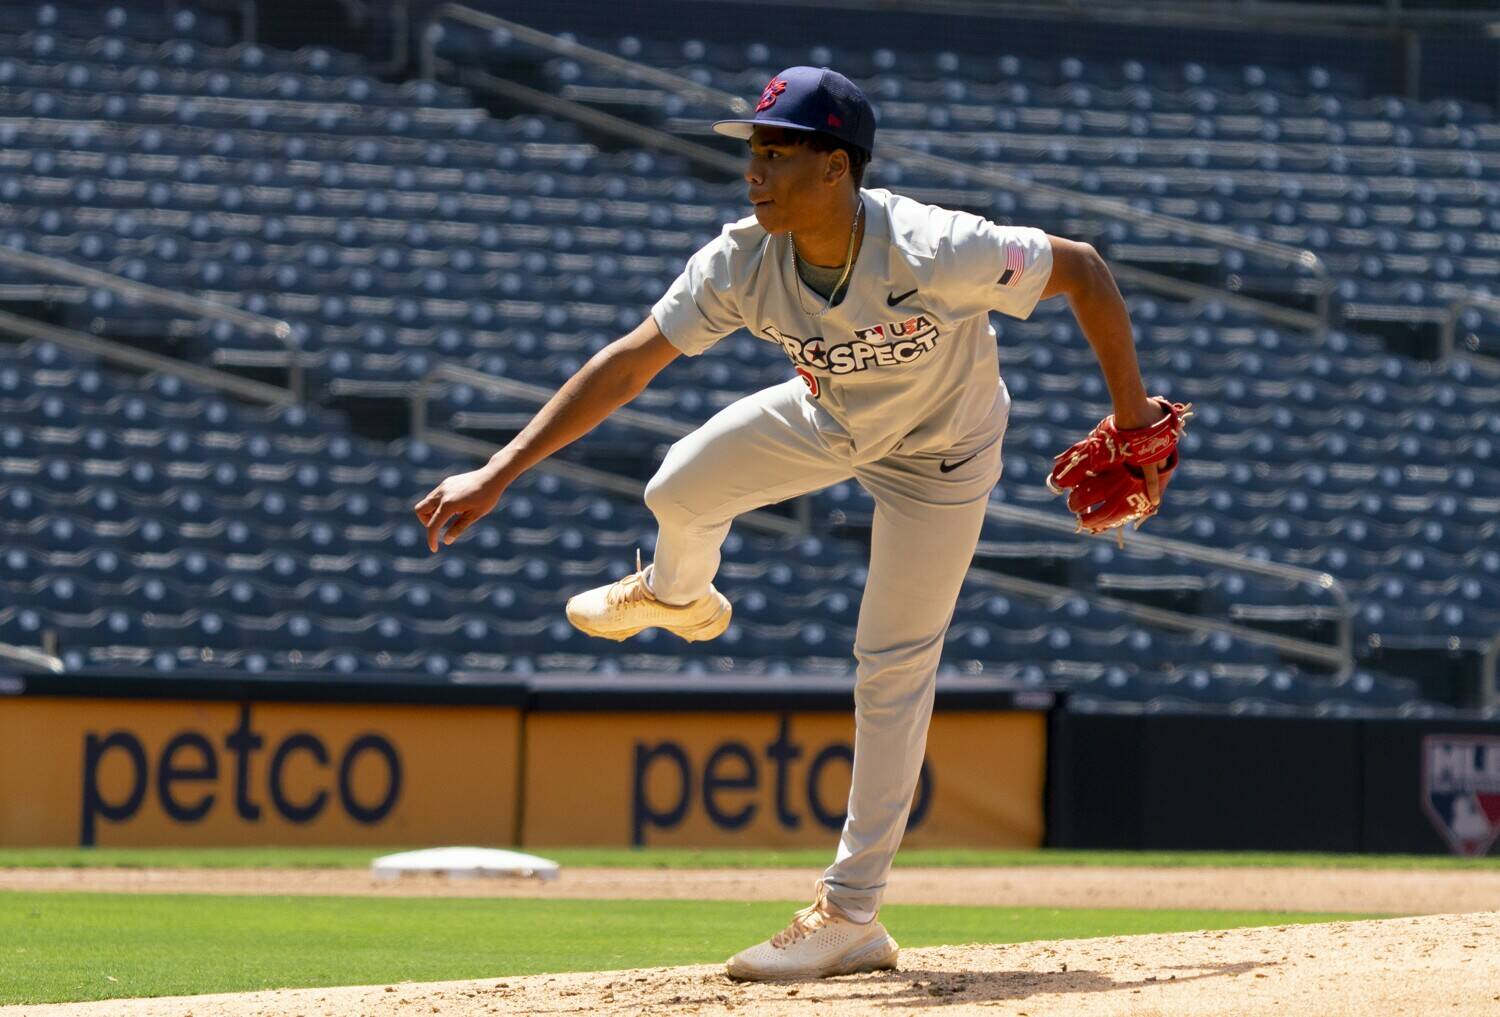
[886,287,918,307]
[939,452,980,473]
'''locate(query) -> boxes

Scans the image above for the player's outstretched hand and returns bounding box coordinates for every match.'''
[413,465,507,552]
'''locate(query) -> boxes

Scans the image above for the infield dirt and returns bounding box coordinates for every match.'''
[3,863,1499,914]
[3,866,1497,1016]
[5,911,1497,1017]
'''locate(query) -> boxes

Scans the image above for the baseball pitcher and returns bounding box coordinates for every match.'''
[415,66,1188,981]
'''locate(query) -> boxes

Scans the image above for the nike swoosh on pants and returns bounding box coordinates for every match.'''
[939,453,979,473]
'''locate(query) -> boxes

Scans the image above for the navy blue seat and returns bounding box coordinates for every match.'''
[0,26,1488,707]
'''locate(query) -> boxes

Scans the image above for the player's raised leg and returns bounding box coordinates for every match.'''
[565,379,851,642]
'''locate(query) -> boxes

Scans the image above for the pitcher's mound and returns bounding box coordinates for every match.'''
[9,911,1497,1017]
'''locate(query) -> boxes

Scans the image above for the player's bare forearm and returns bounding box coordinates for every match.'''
[416,317,679,551]
[1042,237,1163,430]
[486,316,680,484]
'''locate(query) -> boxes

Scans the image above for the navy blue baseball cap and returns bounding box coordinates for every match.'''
[713,66,876,155]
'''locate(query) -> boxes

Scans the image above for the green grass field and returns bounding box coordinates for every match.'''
[3,845,1474,1006]
[1,845,1496,870]
[1,892,1382,1006]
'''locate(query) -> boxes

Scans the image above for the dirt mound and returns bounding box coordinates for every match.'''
[8,911,1496,1016]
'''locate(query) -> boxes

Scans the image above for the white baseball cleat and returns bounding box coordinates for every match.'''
[725,882,899,982]
[564,550,731,642]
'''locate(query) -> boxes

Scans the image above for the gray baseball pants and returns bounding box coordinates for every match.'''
[643,378,1005,919]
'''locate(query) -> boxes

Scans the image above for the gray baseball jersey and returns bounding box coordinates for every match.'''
[652,187,1055,463]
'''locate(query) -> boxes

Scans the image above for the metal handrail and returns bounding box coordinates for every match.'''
[455,70,747,176]
[917,145,1332,328]
[235,0,258,45]
[1110,264,1323,335]
[0,245,304,400]
[985,501,1354,676]
[423,428,811,535]
[418,4,751,116]
[369,0,412,75]
[412,363,1351,671]
[872,126,1500,176]
[0,641,64,675]
[962,563,1348,671]
[450,70,1335,338]
[892,144,1326,271]
[908,0,1500,29]
[411,362,693,440]
[120,91,482,121]
[417,4,1334,334]
[198,0,259,46]
[0,310,297,405]
[1484,633,1499,711]
[878,145,1335,333]
[0,283,87,304]
[410,362,809,536]
[1443,291,1500,362]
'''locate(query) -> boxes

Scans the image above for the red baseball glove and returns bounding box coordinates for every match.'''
[1046,397,1193,535]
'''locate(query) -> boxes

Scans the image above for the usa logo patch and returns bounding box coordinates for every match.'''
[1421,735,1500,856]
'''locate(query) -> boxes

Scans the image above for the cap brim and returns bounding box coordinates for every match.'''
[712,117,821,140]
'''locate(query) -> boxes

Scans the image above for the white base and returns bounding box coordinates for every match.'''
[370,847,560,882]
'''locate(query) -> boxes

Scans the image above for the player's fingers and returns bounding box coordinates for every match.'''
[442,511,473,546]
[414,489,440,522]
[1143,462,1161,506]
[425,502,453,552]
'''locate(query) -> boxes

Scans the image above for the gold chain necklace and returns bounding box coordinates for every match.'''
[790,200,863,315]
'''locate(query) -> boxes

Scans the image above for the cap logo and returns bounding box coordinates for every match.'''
[826,113,843,127]
[756,77,788,112]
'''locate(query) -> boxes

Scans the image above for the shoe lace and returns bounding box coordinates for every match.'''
[1046,431,1120,497]
[770,883,838,949]
[604,549,656,608]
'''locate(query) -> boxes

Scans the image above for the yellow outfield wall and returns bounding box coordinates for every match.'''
[0,682,1048,849]
[521,710,1047,848]
[0,698,522,847]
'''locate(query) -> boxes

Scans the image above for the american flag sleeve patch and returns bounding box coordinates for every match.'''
[997,243,1025,287]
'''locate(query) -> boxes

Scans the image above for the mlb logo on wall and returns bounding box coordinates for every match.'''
[1421,735,1500,856]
